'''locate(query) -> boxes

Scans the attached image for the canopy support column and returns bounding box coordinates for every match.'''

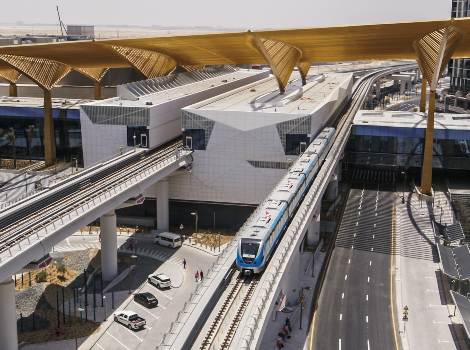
[419,79,427,113]
[413,24,462,195]
[248,33,303,94]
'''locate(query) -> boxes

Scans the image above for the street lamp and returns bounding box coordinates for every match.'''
[190,212,198,245]
[102,295,107,320]
[179,224,184,242]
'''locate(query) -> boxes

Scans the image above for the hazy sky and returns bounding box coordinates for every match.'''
[0,0,452,29]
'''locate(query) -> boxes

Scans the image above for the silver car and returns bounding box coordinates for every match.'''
[148,273,171,289]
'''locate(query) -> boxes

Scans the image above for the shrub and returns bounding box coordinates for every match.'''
[36,270,47,283]
[56,261,67,275]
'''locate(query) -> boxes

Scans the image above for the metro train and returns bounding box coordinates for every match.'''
[236,127,335,274]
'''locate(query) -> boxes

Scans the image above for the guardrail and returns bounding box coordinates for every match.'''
[0,148,191,262]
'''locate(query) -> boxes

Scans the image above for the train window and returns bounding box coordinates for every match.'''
[240,238,261,258]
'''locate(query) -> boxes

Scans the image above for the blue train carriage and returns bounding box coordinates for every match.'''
[236,127,335,274]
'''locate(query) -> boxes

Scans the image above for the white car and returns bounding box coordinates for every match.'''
[148,273,172,289]
[113,310,146,330]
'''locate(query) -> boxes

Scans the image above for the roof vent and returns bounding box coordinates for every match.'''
[250,88,256,92]
[222,79,228,83]
[145,101,153,106]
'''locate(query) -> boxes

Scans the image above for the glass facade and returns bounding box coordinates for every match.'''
[0,107,82,164]
[346,125,470,170]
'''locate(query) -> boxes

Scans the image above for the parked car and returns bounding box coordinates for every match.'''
[148,273,172,289]
[134,292,158,308]
[113,311,146,330]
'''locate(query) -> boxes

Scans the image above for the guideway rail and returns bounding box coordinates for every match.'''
[157,64,416,350]
[0,139,190,281]
[233,63,417,349]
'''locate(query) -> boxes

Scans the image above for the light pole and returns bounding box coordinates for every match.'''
[179,224,184,242]
[102,295,107,320]
[190,212,198,244]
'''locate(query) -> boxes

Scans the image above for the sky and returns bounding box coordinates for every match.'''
[0,0,452,29]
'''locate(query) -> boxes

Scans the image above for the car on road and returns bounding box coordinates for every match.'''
[113,311,146,330]
[148,273,172,289]
[153,231,182,248]
[134,292,158,308]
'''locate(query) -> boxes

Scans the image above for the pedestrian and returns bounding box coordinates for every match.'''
[183,258,187,269]
[276,336,284,349]
[200,270,204,281]
[195,270,199,282]
[285,317,292,333]
[283,324,291,339]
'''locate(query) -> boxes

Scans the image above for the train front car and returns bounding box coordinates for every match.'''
[237,237,264,274]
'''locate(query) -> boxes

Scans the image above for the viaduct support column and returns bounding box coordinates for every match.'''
[0,277,18,350]
[156,179,169,232]
[100,211,118,282]
[325,174,339,202]
[307,211,321,246]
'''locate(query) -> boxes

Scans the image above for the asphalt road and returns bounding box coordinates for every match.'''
[312,187,397,350]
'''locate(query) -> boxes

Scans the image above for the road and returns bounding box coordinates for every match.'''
[311,187,397,350]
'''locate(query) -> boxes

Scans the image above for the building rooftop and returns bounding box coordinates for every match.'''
[0,96,88,109]
[85,68,267,109]
[185,72,351,115]
[354,110,470,131]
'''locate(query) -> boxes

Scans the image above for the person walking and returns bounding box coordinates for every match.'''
[285,317,292,333]
[183,258,187,269]
[195,270,199,282]
[200,270,204,281]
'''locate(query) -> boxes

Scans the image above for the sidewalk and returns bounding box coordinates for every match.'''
[395,191,464,350]
[258,247,326,350]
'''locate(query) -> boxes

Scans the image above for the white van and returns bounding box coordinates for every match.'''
[153,232,182,248]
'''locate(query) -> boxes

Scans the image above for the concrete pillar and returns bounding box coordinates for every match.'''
[0,278,18,350]
[156,179,169,231]
[100,211,118,282]
[307,212,321,246]
[326,174,339,201]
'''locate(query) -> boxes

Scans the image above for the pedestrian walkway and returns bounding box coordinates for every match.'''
[395,190,465,350]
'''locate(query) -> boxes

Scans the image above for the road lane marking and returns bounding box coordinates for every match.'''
[339,313,342,320]
[105,331,133,350]
[351,245,354,249]
[95,343,105,350]
[367,276,370,283]
[368,339,371,350]
[371,247,374,252]
[339,338,342,350]
[372,234,375,239]
[366,294,368,301]
[132,302,160,320]
[353,233,356,238]
[356,222,359,226]
[348,259,351,264]
[369,261,372,266]
[342,292,344,299]
[366,315,368,323]
[344,274,348,281]
[153,288,174,301]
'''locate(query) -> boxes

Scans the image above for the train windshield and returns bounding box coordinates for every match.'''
[240,239,261,259]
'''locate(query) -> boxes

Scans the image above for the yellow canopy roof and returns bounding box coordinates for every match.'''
[0,18,470,69]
